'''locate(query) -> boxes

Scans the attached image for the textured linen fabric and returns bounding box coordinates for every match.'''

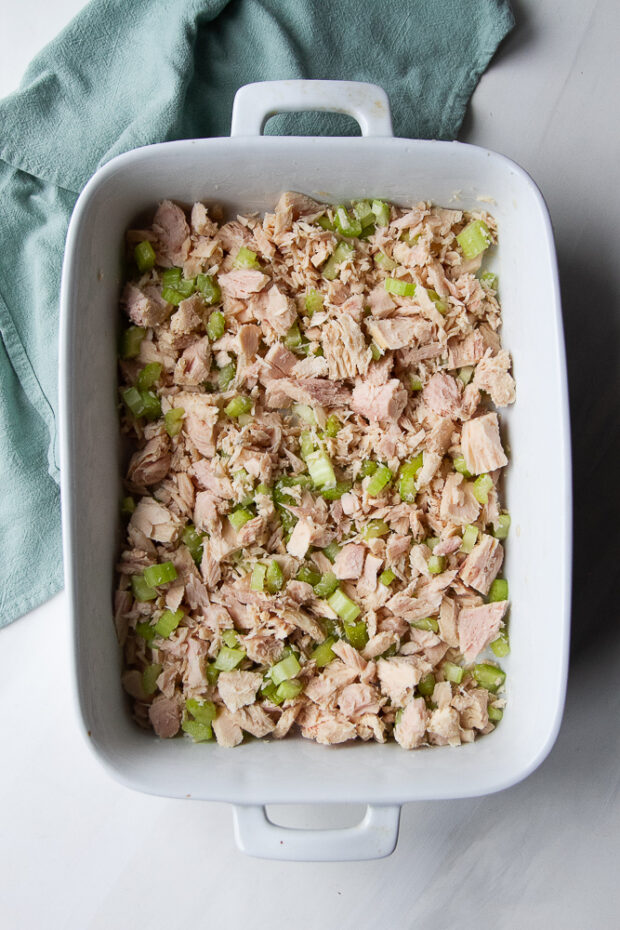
[0,0,514,626]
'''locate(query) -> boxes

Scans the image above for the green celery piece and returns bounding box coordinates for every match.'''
[292,403,316,426]
[363,519,390,539]
[205,663,220,685]
[186,699,217,724]
[409,377,423,392]
[270,654,301,685]
[120,326,146,359]
[214,645,246,671]
[411,616,439,632]
[131,575,158,602]
[472,663,506,692]
[488,705,504,722]
[457,365,474,387]
[265,559,285,594]
[120,496,135,516]
[453,456,472,477]
[371,200,391,226]
[480,271,498,290]
[305,289,324,316]
[322,242,354,280]
[135,620,157,641]
[490,632,510,658]
[142,663,162,696]
[320,480,352,501]
[218,362,236,391]
[370,342,383,361]
[343,619,368,650]
[366,464,392,497]
[122,386,145,418]
[443,661,464,684]
[134,240,156,273]
[306,450,337,489]
[206,310,226,341]
[427,555,445,575]
[228,507,253,531]
[359,460,378,478]
[143,561,178,587]
[182,523,205,565]
[154,608,184,639]
[379,569,396,586]
[488,578,509,603]
[284,321,303,350]
[181,719,214,742]
[164,407,184,437]
[250,562,267,591]
[296,564,321,587]
[275,679,303,701]
[457,220,491,259]
[493,513,511,539]
[398,454,423,502]
[313,572,339,599]
[196,274,221,305]
[161,267,182,288]
[352,200,375,228]
[221,629,240,648]
[417,673,436,697]
[140,390,162,422]
[311,637,337,668]
[322,543,342,563]
[136,362,162,391]
[225,395,253,418]
[460,524,479,554]
[473,473,493,504]
[234,246,261,269]
[374,252,397,271]
[384,277,416,298]
[328,589,361,624]
[334,205,362,238]
[323,414,341,437]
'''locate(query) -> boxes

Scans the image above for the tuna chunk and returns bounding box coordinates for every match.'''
[235,704,276,737]
[217,670,263,712]
[304,662,358,705]
[275,190,323,228]
[153,200,191,267]
[376,657,421,706]
[458,601,508,663]
[122,283,171,328]
[238,324,261,358]
[422,373,461,417]
[260,343,297,380]
[170,294,203,335]
[298,705,357,745]
[191,459,234,498]
[331,639,368,673]
[426,418,454,455]
[452,688,489,730]
[461,412,507,474]
[439,472,481,525]
[213,708,244,747]
[367,285,396,316]
[176,394,219,458]
[322,314,371,380]
[473,350,516,407]
[127,434,171,487]
[337,683,382,719]
[266,377,350,409]
[366,318,419,351]
[460,534,504,595]
[333,543,366,580]
[219,269,270,299]
[193,491,219,534]
[394,697,428,749]
[129,497,182,544]
[351,379,408,422]
[427,706,461,746]
[252,284,297,336]
[447,330,487,368]
[190,202,217,237]
[438,596,459,647]
[174,336,211,386]
[358,553,383,595]
[286,517,319,559]
[148,694,182,738]
[293,355,329,378]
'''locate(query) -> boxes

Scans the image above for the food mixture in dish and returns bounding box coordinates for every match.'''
[115,192,514,749]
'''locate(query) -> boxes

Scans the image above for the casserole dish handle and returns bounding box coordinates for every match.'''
[233,803,401,861]
[230,79,393,137]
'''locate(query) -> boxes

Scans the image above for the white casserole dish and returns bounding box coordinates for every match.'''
[59,80,571,861]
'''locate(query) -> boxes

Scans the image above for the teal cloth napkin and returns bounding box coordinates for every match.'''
[0,0,513,627]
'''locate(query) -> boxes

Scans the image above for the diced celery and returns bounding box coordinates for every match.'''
[363,519,390,539]
[366,464,392,497]
[142,663,162,696]
[218,362,236,391]
[311,637,337,668]
[313,572,340,599]
[490,632,510,657]
[265,559,285,595]
[427,288,449,315]
[457,219,492,259]
[284,321,303,350]
[370,342,383,361]
[136,362,162,391]
[299,431,316,460]
[120,326,146,359]
[250,563,267,591]
[488,578,509,603]
[292,403,316,425]
[410,377,423,392]
[428,555,445,575]
[213,645,246,671]
[181,719,214,742]
[374,252,397,271]
[379,569,396,586]
[360,460,378,478]
[457,365,474,386]
[473,473,493,504]
[316,213,335,231]
[260,680,282,705]
[460,524,479,554]
[122,386,145,418]
[352,200,375,228]
[164,407,184,437]
[225,395,253,418]
[121,496,135,516]
[384,277,416,298]
[344,620,369,650]
[206,310,226,341]
[154,608,184,639]
[493,513,511,540]
[270,654,301,685]
[472,663,506,692]
[162,267,182,288]
[328,589,361,624]
[275,679,303,701]
[305,289,324,316]
[322,242,354,280]
[134,240,156,273]
[443,661,464,684]
[161,286,185,306]
[371,200,391,226]
[319,480,352,502]
[334,205,362,238]
[131,574,158,602]
[143,561,177,587]
[136,620,156,641]
[322,542,342,563]
[398,454,423,502]
[228,507,253,531]
[205,662,220,685]
[234,246,261,269]
[411,616,439,632]
[306,449,336,489]
[323,414,341,437]
[453,456,472,477]
[488,705,504,722]
[196,273,221,305]
[140,390,162,422]
[221,629,239,648]
[182,523,205,565]
[425,536,440,551]
[480,271,498,290]
[186,699,217,725]
[296,564,321,587]
[417,673,436,697]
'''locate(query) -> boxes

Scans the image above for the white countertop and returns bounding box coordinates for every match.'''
[2,1,619,927]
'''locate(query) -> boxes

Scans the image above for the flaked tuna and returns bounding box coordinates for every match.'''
[458,601,508,663]
[460,534,504,595]
[351,379,408,422]
[461,412,507,474]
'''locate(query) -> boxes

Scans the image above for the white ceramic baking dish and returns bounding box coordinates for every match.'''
[59,80,571,862]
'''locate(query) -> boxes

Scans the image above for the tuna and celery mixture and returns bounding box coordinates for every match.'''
[115,192,514,749]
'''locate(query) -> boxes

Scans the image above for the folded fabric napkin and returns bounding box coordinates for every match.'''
[0,0,513,627]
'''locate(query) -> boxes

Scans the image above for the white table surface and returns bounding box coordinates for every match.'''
[2,2,619,928]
